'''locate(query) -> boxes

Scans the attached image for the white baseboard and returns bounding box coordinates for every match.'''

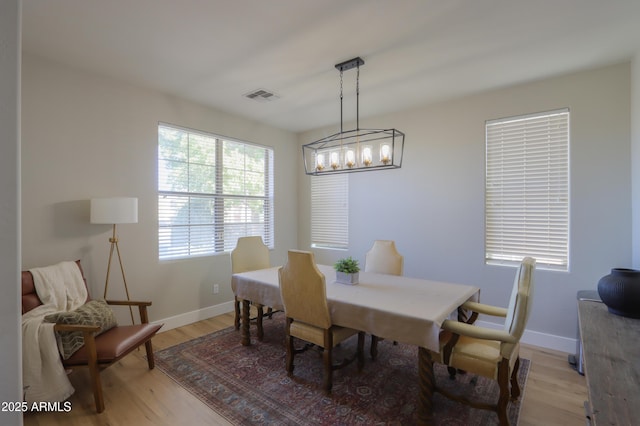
[152,305,578,354]
[153,301,235,332]
[475,320,577,354]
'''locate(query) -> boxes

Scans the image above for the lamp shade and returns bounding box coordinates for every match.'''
[90,197,138,224]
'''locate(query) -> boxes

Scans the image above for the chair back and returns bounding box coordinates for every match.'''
[22,260,89,314]
[231,236,270,273]
[278,250,332,329]
[503,257,536,340]
[364,240,404,275]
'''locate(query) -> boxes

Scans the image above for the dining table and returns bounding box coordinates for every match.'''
[231,264,480,425]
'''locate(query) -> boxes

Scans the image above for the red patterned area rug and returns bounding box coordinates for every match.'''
[156,316,529,425]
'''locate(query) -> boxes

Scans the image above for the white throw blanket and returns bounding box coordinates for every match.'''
[22,261,88,405]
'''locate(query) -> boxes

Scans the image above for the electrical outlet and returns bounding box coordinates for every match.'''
[213,284,219,294]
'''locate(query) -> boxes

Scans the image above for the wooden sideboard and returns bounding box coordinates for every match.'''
[577,300,640,425]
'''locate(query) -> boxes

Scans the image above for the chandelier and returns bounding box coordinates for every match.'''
[302,57,405,175]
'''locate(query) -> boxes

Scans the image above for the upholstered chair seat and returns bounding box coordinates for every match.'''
[289,321,359,347]
[433,330,520,380]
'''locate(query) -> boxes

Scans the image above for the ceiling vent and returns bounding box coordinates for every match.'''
[244,88,280,102]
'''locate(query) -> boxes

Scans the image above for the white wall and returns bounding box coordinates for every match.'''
[299,63,631,351]
[0,1,22,425]
[21,53,298,327]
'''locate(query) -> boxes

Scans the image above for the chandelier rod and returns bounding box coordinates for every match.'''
[335,57,364,134]
[356,63,360,131]
[340,68,343,134]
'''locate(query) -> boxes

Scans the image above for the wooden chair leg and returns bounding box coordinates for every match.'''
[323,330,334,394]
[370,335,379,360]
[234,296,241,330]
[496,360,511,426]
[357,332,365,371]
[241,299,251,346]
[323,345,333,394]
[144,340,155,369]
[510,357,521,400]
[447,366,457,379]
[285,318,295,375]
[256,304,264,341]
[83,333,105,413]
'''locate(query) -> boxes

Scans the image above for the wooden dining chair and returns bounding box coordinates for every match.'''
[428,257,536,425]
[364,240,404,275]
[365,239,404,358]
[278,250,365,394]
[230,236,274,339]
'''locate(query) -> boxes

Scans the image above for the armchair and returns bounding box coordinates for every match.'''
[429,257,536,425]
[21,260,163,413]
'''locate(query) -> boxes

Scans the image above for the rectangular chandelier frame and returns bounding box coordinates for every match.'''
[302,128,404,175]
[302,56,405,175]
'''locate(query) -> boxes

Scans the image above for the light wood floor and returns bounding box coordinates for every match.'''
[24,312,588,426]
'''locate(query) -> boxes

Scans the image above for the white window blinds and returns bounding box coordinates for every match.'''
[311,174,348,249]
[485,109,569,270]
[158,124,274,260]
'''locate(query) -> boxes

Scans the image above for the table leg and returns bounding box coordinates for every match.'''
[417,347,434,425]
[241,299,251,346]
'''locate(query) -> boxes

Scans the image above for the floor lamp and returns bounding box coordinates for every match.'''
[90,197,138,324]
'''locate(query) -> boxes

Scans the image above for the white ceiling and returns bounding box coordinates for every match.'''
[21,0,640,133]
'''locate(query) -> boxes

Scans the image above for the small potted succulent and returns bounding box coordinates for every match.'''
[334,256,360,285]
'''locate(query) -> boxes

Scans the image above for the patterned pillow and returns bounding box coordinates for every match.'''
[44,300,118,359]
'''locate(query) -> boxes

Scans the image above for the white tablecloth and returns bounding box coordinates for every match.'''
[232,265,479,352]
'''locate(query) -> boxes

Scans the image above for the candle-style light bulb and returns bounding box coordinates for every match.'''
[362,146,373,166]
[345,149,356,168]
[316,153,325,171]
[380,144,391,165]
[330,151,340,170]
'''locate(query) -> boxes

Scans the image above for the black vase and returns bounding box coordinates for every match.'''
[597,268,640,318]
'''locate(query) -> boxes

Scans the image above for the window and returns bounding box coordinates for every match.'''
[485,109,569,271]
[158,123,274,260]
[311,174,348,249]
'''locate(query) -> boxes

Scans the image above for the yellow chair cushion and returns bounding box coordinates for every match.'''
[290,320,359,348]
[432,335,520,380]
